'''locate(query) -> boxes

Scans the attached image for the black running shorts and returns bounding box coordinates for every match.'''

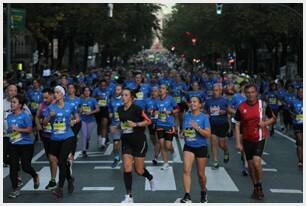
[183,144,208,158]
[242,139,266,161]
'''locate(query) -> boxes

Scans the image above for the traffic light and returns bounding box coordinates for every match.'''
[216,3,222,15]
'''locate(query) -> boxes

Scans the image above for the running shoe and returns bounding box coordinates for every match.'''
[212,161,219,170]
[200,191,208,203]
[68,176,75,193]
[161,162,170,170]
[33,175,40,189]
[121,194,134,203]
[8,189,20,198]
[111,158,120,168]
[257,187,264,200]
[52,187,63,198]
[82,151,88,158]
[17,177,23,188]
[298,162,303,168]
[241,166,249,176]
[251,188,258,199]
[152,158,158,165]
[45,180,57,190]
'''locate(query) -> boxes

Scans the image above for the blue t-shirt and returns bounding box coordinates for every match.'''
[108,96,124,125]
[93,87,111,107]
[65,96,82,112]
[264,91,280,110]
[231,93,246,110]
[183,112,210,147]
[27,88,43,113]
[283,92,296,110]
[44,103,76,141]
[80,97,98,122]
[7,111,33,144]
[134,83,151,109]
[145,97,158,123]
[205,96,229,125]
[155,95,177,127]
[290,98,303,125]
[172,81,188,104]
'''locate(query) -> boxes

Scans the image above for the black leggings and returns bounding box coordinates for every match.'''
[9,144,38,190]
[49,137,74,187]
[71,122,82,155]
[3,137,10,165]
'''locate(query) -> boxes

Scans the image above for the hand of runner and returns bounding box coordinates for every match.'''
[49,110,56,117]
[258,121,266,128]
[12,124,18,131]
[235,141,243,152]
[190,120,199,130]
[127,120,137,128]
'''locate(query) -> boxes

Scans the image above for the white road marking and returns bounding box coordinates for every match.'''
[32,160,178,164]
[31,149,45,163]
[275,130,296,143]
[262,168,277,172]
[206,167,239,191]
[94,166,121,170]
[178,137,185,150]
[172,138,182,163]
[3,167,9,178]
[263,152,269,155]
[261,159,266,165]
[270,189,302,194]
[21,167,59,191]
[145,166,176,191]
[104,143,113,155]
[82,187,114,191]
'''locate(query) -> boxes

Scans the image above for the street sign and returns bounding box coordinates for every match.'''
[10,8,26,29]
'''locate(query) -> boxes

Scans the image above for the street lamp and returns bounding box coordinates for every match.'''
[108,3,113,18]
[216,3,222,15]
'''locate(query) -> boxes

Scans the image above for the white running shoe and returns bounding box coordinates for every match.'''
[161,162,170,170]
[149,179,156,191]
[121,194,134,203]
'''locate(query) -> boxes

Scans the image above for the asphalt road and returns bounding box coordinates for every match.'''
[3,123,303,203]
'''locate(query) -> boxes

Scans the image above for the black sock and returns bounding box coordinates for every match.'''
[142,168,153,181]
[184,193,191,200]
[124,172,132,194]
[201,190,206,197]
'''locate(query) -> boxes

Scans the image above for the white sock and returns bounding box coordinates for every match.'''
[101,137,106,145]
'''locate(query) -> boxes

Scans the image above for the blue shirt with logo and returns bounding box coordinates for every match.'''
[283,92,296,110]
[183,112,210,147]
[7,111,33,144]
[172,81,188,104]
[134,83,151,109]
[93,87,111,107]
[230,92,246,110]
[65,96,82,113]
[44,103,76,141]
[80,97,98,122]
[27,88,43,113]
[108,96,124,125]
[264,91,280,110]
[155,95,177,127]
[205,96,229,125]
[290,98,303,125]
[145,97,158,123]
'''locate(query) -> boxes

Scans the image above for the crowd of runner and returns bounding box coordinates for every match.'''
[3,59,303,202]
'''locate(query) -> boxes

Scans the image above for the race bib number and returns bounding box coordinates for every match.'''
[296,114,303,123]
[158,112,167,122]
[174,96,181,103]
[120,121,133,134]
[10,131,22,143]
[269,97,277,105]
[114,112,120,121]
[31,102,39,110]
[136,92,144,100]
[53,121,66,134]
[82,105,91,112]
[184,128,196,141]
[99,99,107,107]
[44,122,52,133]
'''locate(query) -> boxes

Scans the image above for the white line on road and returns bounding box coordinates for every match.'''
[32,160,178,164]
[178,137,185,150]
[261,159,266,165]
[270,189,302,194]
[31,149,45,163]
[263,152,269,155]
[104,144,113,155]
[262,168,278,172]
[3,167,9,178]
[94,166,121,170]
[21,167,59,191]
[275,130,296,143]
[82,187,114,191]
[145,166,176,191]
[172,138,182,163]
[206,167,239,192]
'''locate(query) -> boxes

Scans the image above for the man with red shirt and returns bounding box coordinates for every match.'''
[234,84,276,200]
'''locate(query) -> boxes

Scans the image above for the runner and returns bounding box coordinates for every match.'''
[145,86,160,165]
[228,81,248,176]
[93,80,111,149]
[80,87,100,157]
[43,85,80,197]
[289,87,303,167]
[234,84,276,200]
[175,96,211,203]
[155,84,180,170]
[282,83,296,134]
[204,83,231,169]
[7,94,40,198]
[118,88,155,203]
[35,88,57,189]
[108,84,124,168]
[263,82,280,136]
